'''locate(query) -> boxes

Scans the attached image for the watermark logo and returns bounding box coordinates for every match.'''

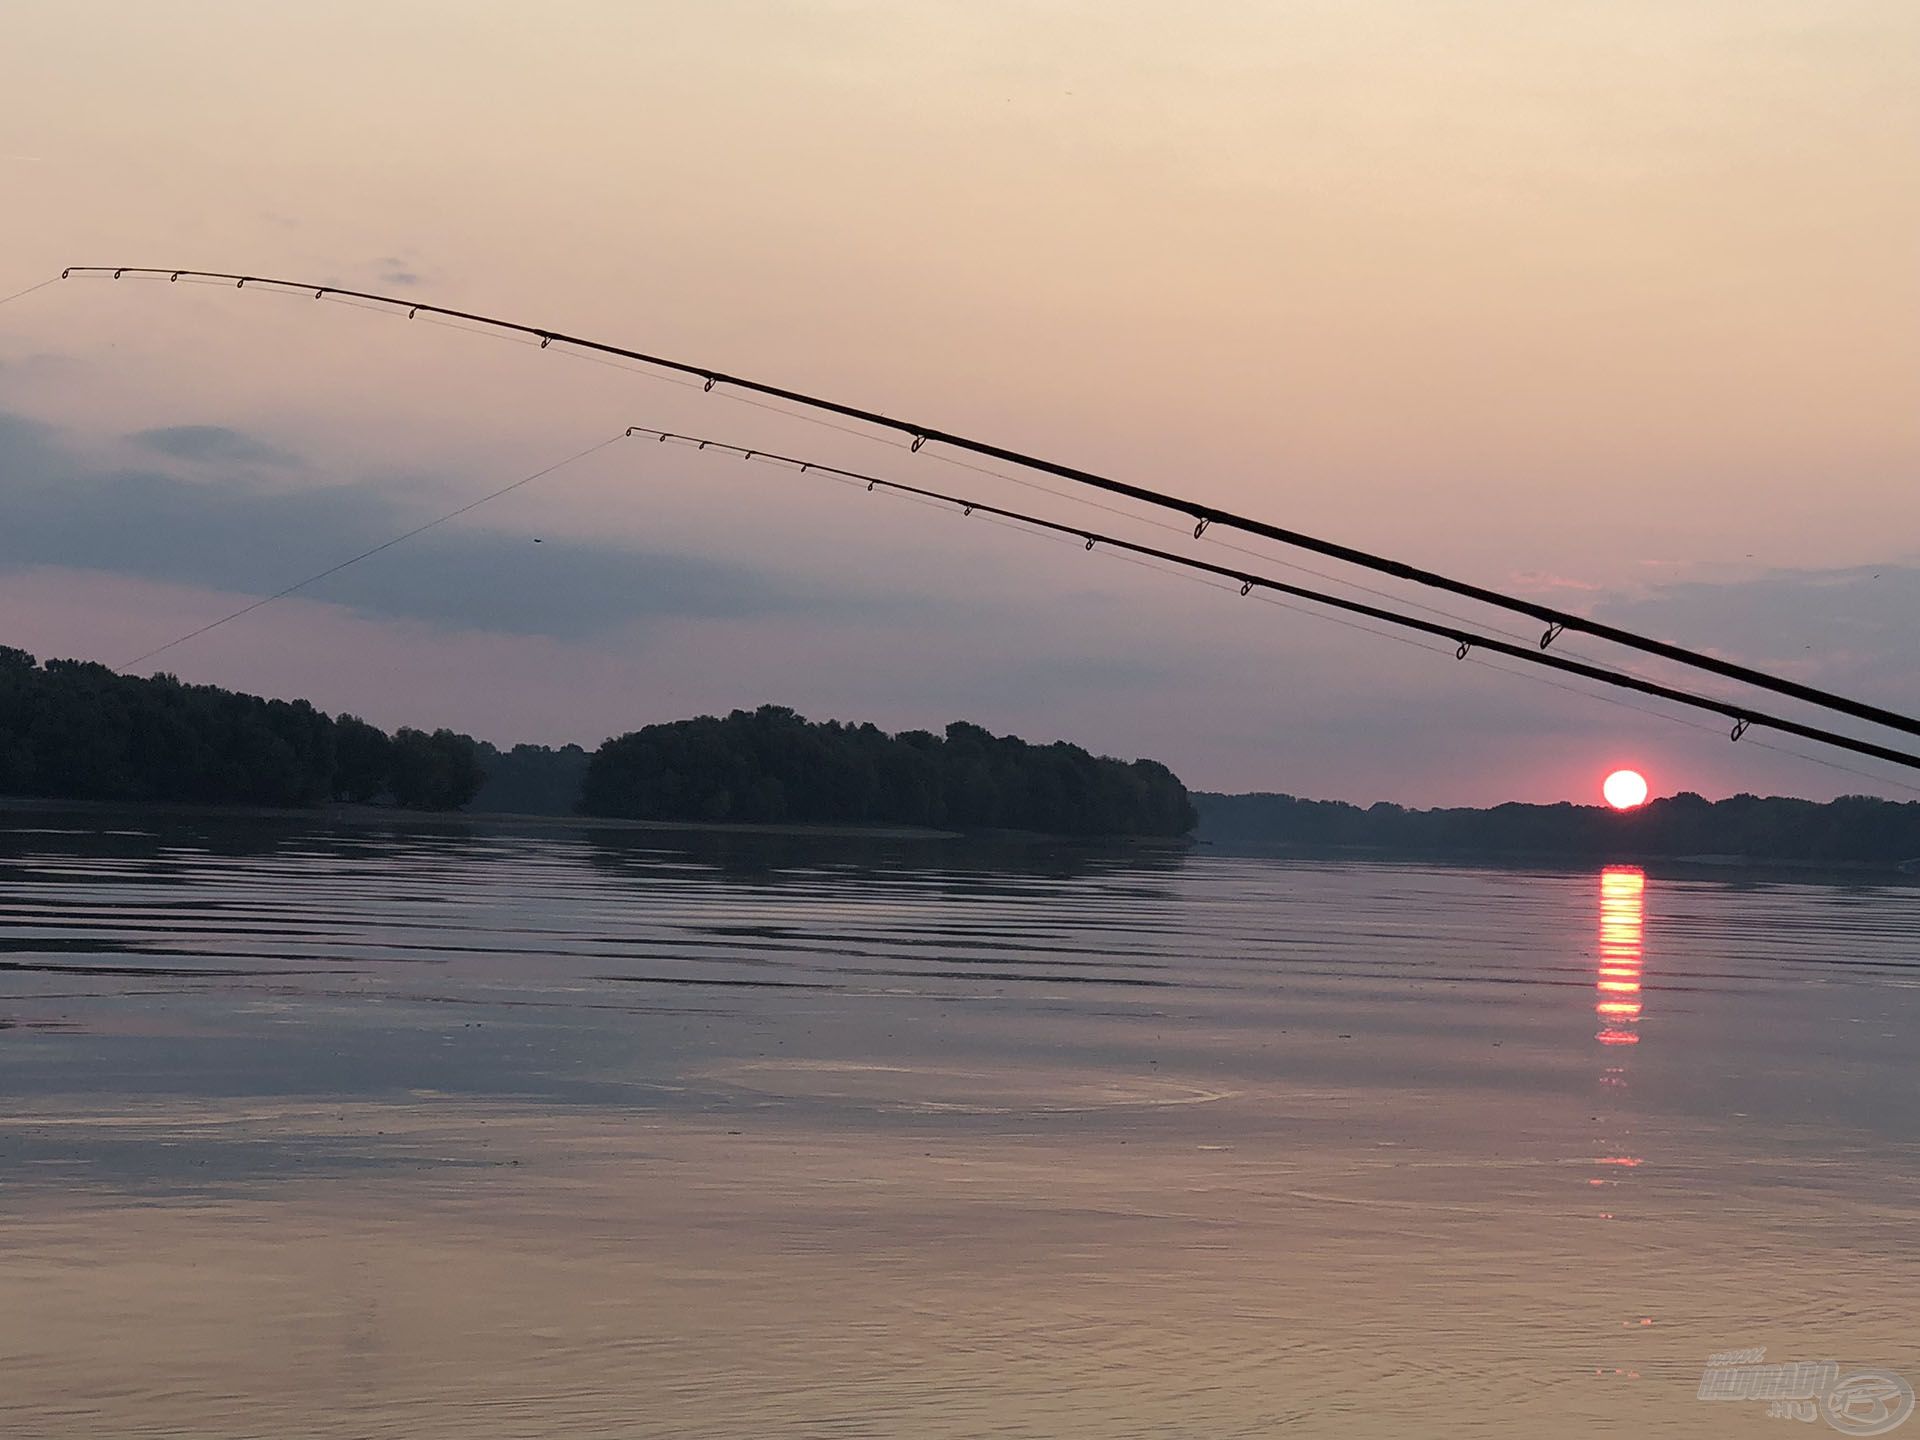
[1700,1349,1914,1434]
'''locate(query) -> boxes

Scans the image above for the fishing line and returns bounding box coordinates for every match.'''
[0,276,59,308]
[118,433,623,672]
[63,265,1920,745]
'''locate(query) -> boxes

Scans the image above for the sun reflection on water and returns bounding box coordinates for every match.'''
[1595,866,1645,1046]
[1589,866,1649,1207]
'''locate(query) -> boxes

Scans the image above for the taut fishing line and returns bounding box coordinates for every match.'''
[118,434,624,671]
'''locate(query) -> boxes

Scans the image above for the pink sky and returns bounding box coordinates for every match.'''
[2,1,1916,805]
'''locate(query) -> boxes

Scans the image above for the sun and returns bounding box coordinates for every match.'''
[1603,769,1649,810]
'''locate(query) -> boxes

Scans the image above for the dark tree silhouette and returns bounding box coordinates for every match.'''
[0,649,1195,832]
[333,715,392,803]
[0,648,481,811]
[386,728,484,810]
[581,705,1197,836]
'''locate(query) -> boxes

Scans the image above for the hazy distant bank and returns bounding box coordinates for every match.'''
[1193,791,1920,872]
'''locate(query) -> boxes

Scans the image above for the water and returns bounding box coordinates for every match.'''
[0,812,1915,1437]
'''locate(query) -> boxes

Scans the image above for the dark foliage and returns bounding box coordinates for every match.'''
[0,647,480,811]
[581,705,1197,836]
[1194,791,1920,866]
[0,650,1191,832]
[333,715,392,802]
[386,728,485,810]
[471,742,591,816]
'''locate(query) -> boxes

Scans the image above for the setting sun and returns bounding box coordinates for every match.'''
[1603,769,1650,810]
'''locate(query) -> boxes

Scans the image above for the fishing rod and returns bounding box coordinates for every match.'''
[625,424,1920,776]
[60,266,1920,744]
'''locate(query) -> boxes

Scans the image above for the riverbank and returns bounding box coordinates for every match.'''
[0,795,1203,852]
[0,794,962,841]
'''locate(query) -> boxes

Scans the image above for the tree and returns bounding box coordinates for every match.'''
[581,707,1197,836]
[333,716,392,802]
[0,651,484,813]
[387,728,484,810]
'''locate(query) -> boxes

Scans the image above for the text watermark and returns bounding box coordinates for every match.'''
[1700,1350,1913,1434]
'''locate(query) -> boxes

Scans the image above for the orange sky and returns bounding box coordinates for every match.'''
[2,1,1916,804]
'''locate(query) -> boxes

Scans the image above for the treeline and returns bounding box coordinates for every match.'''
[0,647,483,809]
[582,706,1197,835]
[0,649,1197,835]
[1194,791,1920,867]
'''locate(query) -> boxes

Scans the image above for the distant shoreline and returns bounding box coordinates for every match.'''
[0,794,959,840]
[1190,790,1920,876]
[0,795,1197,848]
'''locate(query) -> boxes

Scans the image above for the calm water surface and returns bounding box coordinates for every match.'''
[0,813,1914,1437]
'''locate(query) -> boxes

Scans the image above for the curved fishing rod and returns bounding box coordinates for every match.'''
[624,424,1920,776]
[61,266,1920,744]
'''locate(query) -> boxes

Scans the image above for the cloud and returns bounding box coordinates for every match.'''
[1599,563,1920,693]
[128,424,295,467]
[0,350,82,381]
[1506,569,1605,595]
[1597,568,1920,748]
[375,256,426,287]
[0,411,879,639]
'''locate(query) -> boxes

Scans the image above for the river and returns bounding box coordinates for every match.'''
[0,813,1913,1436]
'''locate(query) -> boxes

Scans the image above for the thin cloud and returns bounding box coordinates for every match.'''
[375,255,427,287]
[128,424,296,468]
[1507,569,1606,594]
[0,411,894,639]
[1601,563,1920,697]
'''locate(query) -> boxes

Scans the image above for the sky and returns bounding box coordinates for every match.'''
[2,0,1916,806]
